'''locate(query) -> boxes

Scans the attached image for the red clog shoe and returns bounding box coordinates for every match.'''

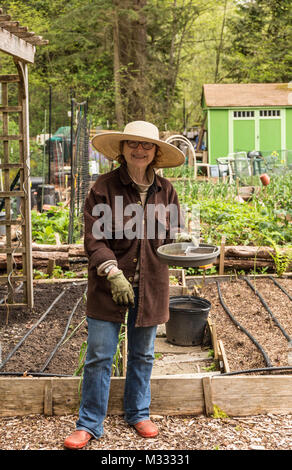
[133,420,159,438]
[64,430,93,449]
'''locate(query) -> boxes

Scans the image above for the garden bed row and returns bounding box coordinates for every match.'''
[0,273,291,417]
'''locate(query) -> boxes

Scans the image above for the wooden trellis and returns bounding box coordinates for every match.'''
[0,9,48,308]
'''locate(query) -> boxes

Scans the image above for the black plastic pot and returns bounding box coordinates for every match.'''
[166,296,211,346]
[36,184,56,211]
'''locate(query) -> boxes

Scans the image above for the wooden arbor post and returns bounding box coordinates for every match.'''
[0,12,48,308]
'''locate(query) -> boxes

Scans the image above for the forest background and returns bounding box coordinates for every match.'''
[1,0,292,137]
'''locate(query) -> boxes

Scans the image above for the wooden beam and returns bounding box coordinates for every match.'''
[0,219,25,226]
[207,317,219,360]
[0,106,22,112]
[14,31,35,39]
[43,380,53,416]
[0,74,20,82]
[219,235,226,275]
[27,39,49,46]
[5,26,28,34]
[25,35,43,43]
[1,375,292,417]
[218,340,230,373]
[202,376,214,416]
[0,191,25,197]
[0,247,25,254]
[0,376,205,417]
[17,60,34,308]
[0,303,29,308]
[0,135,23,141]
[0,162,24,168]
[0,27,35,63]
[0,15,11,22]
[212,376,292,416]
[0,275,26,282]
[0,21,20,30]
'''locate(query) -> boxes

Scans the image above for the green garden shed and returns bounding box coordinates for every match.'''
[202,83,292,166]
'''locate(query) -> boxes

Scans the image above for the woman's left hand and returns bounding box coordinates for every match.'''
[107,270,135,306]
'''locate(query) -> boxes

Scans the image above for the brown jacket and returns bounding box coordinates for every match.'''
[84,163,182,327]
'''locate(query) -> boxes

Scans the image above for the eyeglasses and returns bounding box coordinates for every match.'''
[126,140,155,150]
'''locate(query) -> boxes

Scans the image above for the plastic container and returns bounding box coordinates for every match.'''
[260,173,270,186]
[166,296,211,346]
[157,243,220,267]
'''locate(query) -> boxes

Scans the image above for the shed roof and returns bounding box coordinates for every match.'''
[203,83,292,108]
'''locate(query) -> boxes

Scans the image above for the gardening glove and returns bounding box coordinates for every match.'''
[107,270,135,306]
[175,232,199,246]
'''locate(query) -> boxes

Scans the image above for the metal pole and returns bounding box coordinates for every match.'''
[68,94,75,244]
[70,93,74,193]
[48,85,52,184]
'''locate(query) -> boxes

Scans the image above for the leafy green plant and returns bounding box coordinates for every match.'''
[155,353,163,360]
[173,173,292,248]
[202,362,217,372]
[33,269,49,279]
[63,270,78,278]
[74,341,88,378]
[51,265,64,278]
[169,275,180,285]
[73,340,88,397]
[112,324,127,377]
[31,204,81,244]
[263,236,292,276]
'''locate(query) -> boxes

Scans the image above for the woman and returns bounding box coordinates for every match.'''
[64,121,185,449]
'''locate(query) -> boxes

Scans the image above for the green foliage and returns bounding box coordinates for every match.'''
[33,269,49,279]
[223,0,292,82]
[73,340,88,378]
[261,235,292,277]
[74,340,88,397]
[1,0,234,133]
[31,204,80,244]
[202,362,217,372]
[174,173,292,247]
[112,324,127,377]
[51,265,63,278]
[208,349,214,358]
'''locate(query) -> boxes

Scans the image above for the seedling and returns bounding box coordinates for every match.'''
[212,404,229,419]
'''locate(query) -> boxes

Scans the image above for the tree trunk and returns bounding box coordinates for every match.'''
[116,0,148,122]
[113,6,124,128]
[214,0,228,83]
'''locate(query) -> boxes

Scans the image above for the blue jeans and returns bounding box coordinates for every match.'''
[76,288,157,439]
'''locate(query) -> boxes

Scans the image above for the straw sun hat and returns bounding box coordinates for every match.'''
[91,121,185,168]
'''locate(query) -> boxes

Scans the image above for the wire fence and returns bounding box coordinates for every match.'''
[68,100,91,244]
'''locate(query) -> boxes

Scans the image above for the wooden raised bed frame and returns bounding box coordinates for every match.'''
[0,273,292,418]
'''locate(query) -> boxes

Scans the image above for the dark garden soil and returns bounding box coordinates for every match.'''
[200,277,292,373]
[0,281,89,376]
[0,276,291,376]
[0,276,292,451]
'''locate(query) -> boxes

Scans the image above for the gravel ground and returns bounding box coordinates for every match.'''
[0,413,291,451]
